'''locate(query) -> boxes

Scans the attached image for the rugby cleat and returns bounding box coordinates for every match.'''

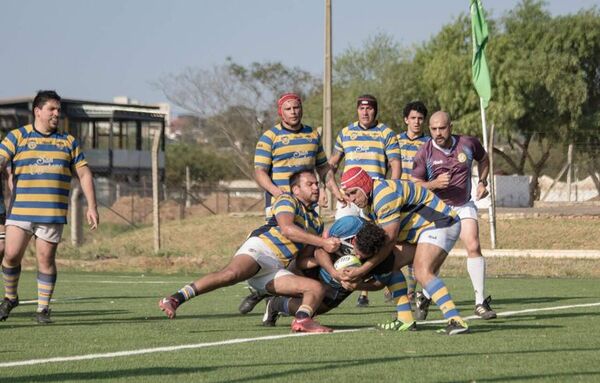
[377,319,417,332]
[291,317,333,333]
[238,288,267,315]
[158,296,180,319]
[414,291,431,320]
[262,298,280,327]
[0,297,19,321]
[33,308,53,324]
[474,295,497,320]
[437,319,470,336]
[356,294,370,308]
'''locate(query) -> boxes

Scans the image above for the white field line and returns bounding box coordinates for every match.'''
[423,302,600,324]
[1,301,599,368]
[0,329,364,368]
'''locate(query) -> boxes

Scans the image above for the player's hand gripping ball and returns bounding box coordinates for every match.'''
[333,255,362,270]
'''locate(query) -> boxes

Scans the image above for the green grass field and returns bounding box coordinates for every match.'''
[2,271,600,382]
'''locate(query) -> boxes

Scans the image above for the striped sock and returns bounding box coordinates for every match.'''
[2,265,21,301]
[296,305,313,319]
[37,272,57,312]
[171,284,197,305]
[406,264,416,297]
[424,277,463,323]
[387,271,414,323]
[270,296,292,316]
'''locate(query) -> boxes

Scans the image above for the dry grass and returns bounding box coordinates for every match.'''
[18,213,600,276]
[476,216,600,250]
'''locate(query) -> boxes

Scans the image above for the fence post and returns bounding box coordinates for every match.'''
[152,130,161,253]
[186,166,191,208]
[70,184,83,246]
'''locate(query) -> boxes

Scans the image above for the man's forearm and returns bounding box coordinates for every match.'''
[389,159,401,180]
[78,167,97,209]
[281,223,326,248]
[255,168,281,196]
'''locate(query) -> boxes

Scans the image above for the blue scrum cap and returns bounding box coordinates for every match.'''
[328,215,366,240]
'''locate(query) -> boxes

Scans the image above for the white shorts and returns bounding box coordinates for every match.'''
[451,201,478,221]
[417,220,461,253]
[334,201,368,220]
[6,220,64,243]
[234,237,294,295]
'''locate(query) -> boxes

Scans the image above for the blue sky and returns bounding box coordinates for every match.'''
[1,0,597,108]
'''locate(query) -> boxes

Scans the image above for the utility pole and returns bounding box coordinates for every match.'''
[323,0,333,209]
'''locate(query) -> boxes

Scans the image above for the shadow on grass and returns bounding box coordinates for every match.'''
[436,371,600,383]
[6,347,600,382]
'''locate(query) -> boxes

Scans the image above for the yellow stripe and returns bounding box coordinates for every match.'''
[11,207,67,216]
[15,194,69,203]
[388,281,407,292]
[16,180,71,189]
[431,286,449,302]
[395,296,410,306]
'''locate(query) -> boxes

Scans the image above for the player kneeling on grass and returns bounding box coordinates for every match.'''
[158,169,340,333]
[262,215,418,332]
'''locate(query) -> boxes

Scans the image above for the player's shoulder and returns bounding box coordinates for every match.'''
[457,134,481,146]
[378,123,396,135]
[274,192,297,206]
[343,121,359,132]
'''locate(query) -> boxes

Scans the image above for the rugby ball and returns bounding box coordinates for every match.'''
[333,255,362,270]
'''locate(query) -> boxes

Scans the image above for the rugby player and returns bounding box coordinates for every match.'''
[158,169,340,333]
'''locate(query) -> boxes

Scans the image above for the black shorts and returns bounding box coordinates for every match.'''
[371,253,395,275]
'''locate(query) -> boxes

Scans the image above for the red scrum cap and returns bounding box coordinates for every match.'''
[277,93,302,116]
[341,167,373,198]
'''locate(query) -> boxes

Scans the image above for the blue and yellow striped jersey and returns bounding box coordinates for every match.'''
[258,193,323,266]
[367,179,458,243]
[334,122,400,179]
[254,124,327,193]
[397,132,430,180]
[0,124,87,224]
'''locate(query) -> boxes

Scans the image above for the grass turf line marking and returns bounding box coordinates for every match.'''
[422,302,600,324]
[0,329,364,368]
[1,302,599,368]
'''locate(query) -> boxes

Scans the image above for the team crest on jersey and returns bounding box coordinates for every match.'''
[55,140,66,150]
[458,152,467,163]
[281,136,290,145]
[350,132,358,140]
[27,140,38,150]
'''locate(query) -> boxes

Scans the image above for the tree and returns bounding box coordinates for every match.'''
[165,143,235,187]
[303,34,417,136]
[412,0,595,202]
[156,58,320,179]
[550,9,600,194]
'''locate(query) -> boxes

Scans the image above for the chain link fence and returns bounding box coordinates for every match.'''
[95,178,264,227]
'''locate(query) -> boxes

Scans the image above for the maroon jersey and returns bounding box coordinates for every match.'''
[412,135,486,206]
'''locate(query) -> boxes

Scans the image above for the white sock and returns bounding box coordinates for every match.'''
[467,257,486,304]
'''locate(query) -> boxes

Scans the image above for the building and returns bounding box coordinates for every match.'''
[0,96,169,204]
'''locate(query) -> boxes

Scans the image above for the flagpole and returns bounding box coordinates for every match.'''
[480,97,488,149]
[488,123,497,250]
[480,97,496,249]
